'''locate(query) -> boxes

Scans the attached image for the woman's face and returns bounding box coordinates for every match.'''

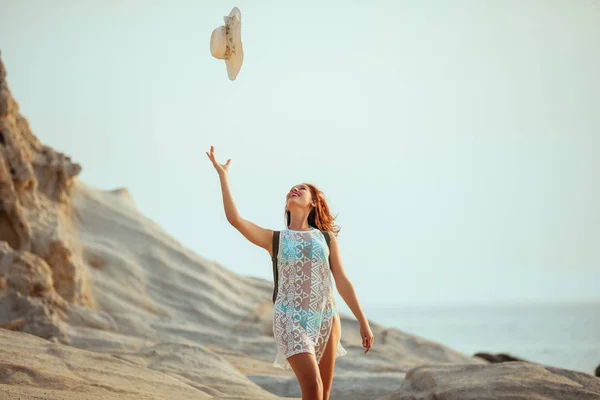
[286,184,313,210]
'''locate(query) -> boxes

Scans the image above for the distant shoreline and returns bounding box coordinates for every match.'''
[361,298,600,310]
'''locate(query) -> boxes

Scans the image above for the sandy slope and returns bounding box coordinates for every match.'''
[0,329,213,400]
[65,180,483,399]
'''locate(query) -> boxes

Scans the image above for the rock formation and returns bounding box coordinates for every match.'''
[473,352,529,363]
[0,51,94,343]
[379,362,600,400]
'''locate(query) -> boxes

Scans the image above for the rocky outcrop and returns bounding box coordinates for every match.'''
[0,52,93,341]
[379,362,600,400]
[0,241,68,340]
[473,352,529,363]
[0,329,217,400]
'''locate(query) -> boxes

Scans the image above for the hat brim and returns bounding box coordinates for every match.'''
[224,8,243,81]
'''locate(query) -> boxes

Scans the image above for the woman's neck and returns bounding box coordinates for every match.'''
[288,211,311,231]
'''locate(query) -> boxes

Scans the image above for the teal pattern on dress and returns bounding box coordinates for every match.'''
[272,228,347,369]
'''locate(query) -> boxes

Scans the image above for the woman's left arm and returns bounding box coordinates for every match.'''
[328,232,374,353]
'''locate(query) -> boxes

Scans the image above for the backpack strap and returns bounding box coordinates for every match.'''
[271,230,280,304]
[321,230,332,265]
[321,230,331,248]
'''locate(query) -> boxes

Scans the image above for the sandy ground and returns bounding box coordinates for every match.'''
[0,181,483,399]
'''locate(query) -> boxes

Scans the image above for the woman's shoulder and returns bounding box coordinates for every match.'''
[321,230,339,245]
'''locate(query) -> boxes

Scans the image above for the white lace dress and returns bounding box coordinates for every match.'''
[272,228,348,369]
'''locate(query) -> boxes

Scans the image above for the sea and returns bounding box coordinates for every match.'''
[365,300,600,374]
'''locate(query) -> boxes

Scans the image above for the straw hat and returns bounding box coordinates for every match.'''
[210,7,243,81]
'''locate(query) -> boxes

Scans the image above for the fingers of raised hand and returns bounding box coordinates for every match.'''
[206,146,218,164]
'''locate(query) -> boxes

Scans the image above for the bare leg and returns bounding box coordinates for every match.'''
[287,352,323,400]
[318,313,341,400]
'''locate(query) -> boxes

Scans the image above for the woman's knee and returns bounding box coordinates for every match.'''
[302,375,323,397]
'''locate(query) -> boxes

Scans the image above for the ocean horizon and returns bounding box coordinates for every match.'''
[362,299,600,374]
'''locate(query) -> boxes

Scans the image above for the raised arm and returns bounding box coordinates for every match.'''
[206,146,273,253]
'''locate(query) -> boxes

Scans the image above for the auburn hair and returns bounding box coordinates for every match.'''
[284,183,340,236]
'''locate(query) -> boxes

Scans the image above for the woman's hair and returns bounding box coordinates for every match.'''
[285,183,340,236]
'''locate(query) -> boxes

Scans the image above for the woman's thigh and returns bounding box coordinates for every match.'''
[287,352,323,399]
[318,313,341,396]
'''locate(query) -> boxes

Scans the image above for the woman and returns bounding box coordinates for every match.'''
[207,145,374,400]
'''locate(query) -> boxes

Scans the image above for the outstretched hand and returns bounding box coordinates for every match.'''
[206,145,231,177]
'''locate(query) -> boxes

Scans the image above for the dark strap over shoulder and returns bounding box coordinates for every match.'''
[271,231,280,304]
[271,229,332,304]
[321,230,331,247]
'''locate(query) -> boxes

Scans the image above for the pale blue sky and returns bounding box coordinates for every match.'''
[1,0,599,310]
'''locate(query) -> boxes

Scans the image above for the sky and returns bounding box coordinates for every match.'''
[1,0,599,311]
